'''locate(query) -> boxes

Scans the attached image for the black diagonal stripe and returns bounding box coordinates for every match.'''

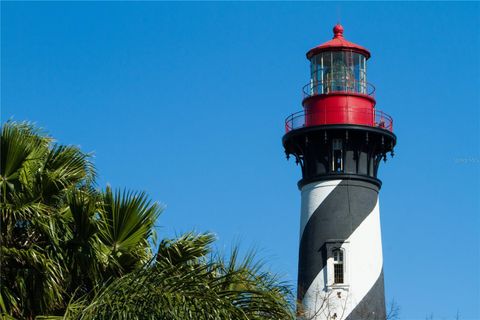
[297,179,379,300]
[345,270,386,320]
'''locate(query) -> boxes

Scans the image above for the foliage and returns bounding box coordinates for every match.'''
[62,233,293,320]
[0,121,294,319]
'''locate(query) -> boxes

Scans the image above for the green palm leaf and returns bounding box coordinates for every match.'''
[39,145,96,202]
[67,233,294,320]
[98,186,162,276]
[63,190,104,293]
[0,122,49,199]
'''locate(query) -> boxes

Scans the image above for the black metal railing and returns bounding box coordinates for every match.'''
[284,108,393,133]
[302,79,376,99]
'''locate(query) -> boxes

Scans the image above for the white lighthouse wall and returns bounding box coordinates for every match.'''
[347,199,383,309]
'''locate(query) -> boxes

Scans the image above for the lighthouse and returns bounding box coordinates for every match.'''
[283,24,396,320]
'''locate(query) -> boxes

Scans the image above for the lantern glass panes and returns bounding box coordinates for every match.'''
[310,51,367,95]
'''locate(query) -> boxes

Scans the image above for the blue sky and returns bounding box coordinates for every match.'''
[2,2,479,319]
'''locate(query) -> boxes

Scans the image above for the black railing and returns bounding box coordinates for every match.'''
[302,79,376,99]
[284,108,393,133]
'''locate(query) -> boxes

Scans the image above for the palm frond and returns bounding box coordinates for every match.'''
[1,246,65,316]
[62,190,105,292]
[156,232,215,265]
[67,233,294,320]
[39,145,95,203]
[0,121,49,200]
[98,186,163,276]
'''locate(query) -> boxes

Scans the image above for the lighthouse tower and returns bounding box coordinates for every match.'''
[283,25,396,320]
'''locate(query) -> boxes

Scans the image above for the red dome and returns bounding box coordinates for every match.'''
[306,24,371,59]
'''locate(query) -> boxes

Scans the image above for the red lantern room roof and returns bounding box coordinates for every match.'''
[306,24,371,60]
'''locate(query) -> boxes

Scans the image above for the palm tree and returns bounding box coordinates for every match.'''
[63,233,294,320]
[1,122,92,317]
[0,121,294,319]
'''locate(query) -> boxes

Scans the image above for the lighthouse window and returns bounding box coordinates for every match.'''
[355,54,367,94]
[333,249,344,284]
[332,139,343,172]
[310,55,325,95]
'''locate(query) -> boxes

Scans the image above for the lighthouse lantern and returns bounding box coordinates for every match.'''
[309,51,367,96]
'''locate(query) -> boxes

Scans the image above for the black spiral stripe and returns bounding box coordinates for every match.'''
[345,270,386,320]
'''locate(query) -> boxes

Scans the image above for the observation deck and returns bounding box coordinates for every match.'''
[285,108,393,133]
[285,78,393,134]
